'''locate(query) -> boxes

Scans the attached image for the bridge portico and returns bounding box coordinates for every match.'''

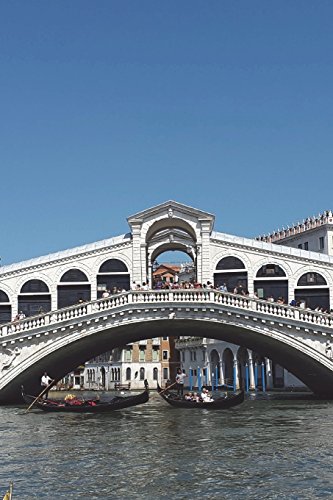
[1,200,333,402]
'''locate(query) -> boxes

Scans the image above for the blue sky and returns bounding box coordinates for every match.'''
[1,1,333,266]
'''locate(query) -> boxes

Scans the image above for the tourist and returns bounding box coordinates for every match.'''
[200,387,214,402]
[175,368,186,397]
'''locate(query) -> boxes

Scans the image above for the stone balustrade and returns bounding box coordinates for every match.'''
[1,290,333,339]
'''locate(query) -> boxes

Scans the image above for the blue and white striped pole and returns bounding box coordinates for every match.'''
[245,363,249,392]
[205,367,208,387]
[261,362,266,392]
[254,362,258,391]
[198,367,202,391]
[189,368,193,391]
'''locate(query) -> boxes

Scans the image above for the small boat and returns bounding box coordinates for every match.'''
[22,384,149,413]
[157,383,244,409]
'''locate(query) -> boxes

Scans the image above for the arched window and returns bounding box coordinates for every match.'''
[0,290,11,324]
[0,291,9,302]
[21,280,49,293]
[256,265,286,278]
[60,270,88,282]
[297,273,327,286]
[126,367,131,381]
[99,259,128,273]
[214,256,247,292]
[18,280,51,317]
[216,257,245,270]
[97,259,130,297]
[295,272,329,311]
[153,367,158,381]
[254,264,288,302]
[58,269,91,308]
[140,367,145,380]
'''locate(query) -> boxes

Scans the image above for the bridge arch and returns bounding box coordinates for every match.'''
[144,217,197,243]
[1,301,333,403]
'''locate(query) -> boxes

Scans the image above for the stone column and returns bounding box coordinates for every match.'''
[131,221,143,285]
[199,220,212,285]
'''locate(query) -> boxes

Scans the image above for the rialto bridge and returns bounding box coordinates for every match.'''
[0,200,333,403]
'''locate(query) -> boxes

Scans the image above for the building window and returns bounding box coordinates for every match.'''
[163,336,168,340]
[163,350,168,360]
[304,242,309,250]
[140,367,145,380]
[153,367,158,380]
[152,347,159,362]
[298,244,303,249]
[139,347,145,362]
[126,367,131,381]
[181,351,185,362]
[163,367,169,380]
[202,350,205,362]
[193,351,197,361]
[319,237,324,250]
[125,348,132,362]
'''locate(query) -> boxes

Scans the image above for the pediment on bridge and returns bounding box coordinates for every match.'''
[127,200,215,233]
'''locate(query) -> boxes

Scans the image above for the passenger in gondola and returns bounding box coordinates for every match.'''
[175,368,186,398]
[192,392,200,402]
[200,387,214,403]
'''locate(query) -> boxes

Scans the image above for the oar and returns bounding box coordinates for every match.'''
[159,381,178,395]
[25,378,56,413]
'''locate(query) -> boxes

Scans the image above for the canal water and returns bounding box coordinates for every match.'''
[0,392,332,499]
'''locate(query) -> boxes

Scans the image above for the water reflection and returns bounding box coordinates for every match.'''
[0,394,332,499]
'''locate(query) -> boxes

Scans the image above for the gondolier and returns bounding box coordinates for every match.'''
[175,368,186,398]
[40,372,53,399]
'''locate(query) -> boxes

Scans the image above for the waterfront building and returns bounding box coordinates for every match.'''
[257,210,333,256]
[81,335,178,391]
[175,337,304,391]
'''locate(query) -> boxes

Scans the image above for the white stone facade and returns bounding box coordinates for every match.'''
[1,200,333,402]
[2,200,333,315]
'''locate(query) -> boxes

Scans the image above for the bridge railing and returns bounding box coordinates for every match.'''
[1,289,333,337]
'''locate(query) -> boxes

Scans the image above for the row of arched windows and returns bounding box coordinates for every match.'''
[0,255,331,322]
[214,256,330,310]
[0,259,130,323]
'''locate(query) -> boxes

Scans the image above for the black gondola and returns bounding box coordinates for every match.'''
[22,384,149,413]
[157,383,244,409]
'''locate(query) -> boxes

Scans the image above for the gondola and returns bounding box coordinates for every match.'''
[157,383,244,409]
[22,384,149,413]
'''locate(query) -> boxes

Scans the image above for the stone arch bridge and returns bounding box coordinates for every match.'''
[1,289,333,403]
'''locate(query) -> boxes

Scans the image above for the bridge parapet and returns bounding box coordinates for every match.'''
[1,290,333,339]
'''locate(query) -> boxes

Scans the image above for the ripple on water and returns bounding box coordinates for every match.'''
[0,397,332,498]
